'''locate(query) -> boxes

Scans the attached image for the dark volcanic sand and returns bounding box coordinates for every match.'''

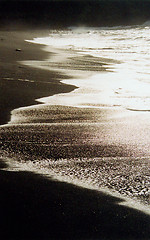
[0,27,150,240]
[0,30,76,125]
[0,159,150,240]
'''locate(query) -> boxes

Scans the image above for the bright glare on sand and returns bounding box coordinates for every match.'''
[26,26,150,111]
[1,26,150,217]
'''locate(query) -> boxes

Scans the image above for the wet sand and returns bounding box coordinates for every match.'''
[0,28,150,239]
[0,30,76,125]
[0,158,150,240]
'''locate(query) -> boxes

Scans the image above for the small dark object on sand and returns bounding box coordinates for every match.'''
[16,48,22,52]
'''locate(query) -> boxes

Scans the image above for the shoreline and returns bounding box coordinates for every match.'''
[0,154,150,240]
[0,29,76,125]
[0,27,150,239]
[1,151,149,215]
[1,28,150,196]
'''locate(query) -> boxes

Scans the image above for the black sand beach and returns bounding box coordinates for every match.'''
[0,158,150,240]
[0,30,76,125]
[0,21,150,240]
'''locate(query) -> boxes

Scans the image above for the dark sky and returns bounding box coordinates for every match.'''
[0,0,150,2]
[0,0,150,27]
[0,0,150,1]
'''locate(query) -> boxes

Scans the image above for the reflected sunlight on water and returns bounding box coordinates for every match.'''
[26,24,150,111]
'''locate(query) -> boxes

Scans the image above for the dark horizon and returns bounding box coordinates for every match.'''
[0,0,150,28]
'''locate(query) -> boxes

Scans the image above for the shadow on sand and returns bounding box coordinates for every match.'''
[0,160,149,240]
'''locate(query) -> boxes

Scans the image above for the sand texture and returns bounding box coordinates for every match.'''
[0,28,150,240]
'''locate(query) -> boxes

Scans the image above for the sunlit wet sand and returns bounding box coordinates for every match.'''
[0,27,150,239]
[2,30,149,210]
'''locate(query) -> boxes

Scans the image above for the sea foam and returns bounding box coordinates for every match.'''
[26,25,150,111]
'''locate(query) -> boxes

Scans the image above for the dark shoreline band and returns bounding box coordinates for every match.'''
[0,30,76,125]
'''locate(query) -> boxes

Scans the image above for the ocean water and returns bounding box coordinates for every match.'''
[1,24,150,214]
[26,23,150,111]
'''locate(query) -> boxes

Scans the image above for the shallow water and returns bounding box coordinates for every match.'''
[27,24,150,111]
[0,24,150,215]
